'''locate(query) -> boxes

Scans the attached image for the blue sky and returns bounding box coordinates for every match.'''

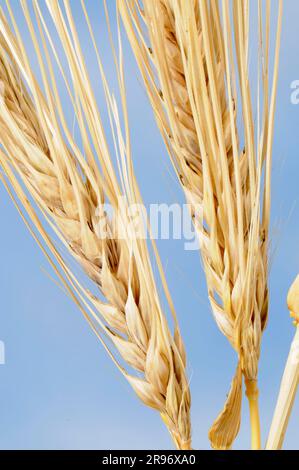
[0,0,299,450]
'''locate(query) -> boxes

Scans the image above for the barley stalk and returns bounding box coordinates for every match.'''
[266,276,299,450]
[0,0,191,450]
[120,0,282,449]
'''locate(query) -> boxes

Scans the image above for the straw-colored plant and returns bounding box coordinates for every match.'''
[119,0,282,449]
[266,275,299,449]
[0,0,191,450]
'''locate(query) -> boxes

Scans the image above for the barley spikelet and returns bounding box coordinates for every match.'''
[0,1,191,450]
[120,0,282,449]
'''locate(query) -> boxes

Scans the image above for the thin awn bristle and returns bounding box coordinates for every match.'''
[0,0,191,450]
[120,0,282,449]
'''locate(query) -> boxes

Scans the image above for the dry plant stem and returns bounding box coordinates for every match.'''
[0,0,191,449]
[266,327,299,450]
[266,275,299,450]
[245,379,261,450]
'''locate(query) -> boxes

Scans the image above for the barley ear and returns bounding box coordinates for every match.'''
[0,1,192,449]
[120,0,283,450]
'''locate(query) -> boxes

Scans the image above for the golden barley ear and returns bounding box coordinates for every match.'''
[0,1,191,450]
[120,0,283,449]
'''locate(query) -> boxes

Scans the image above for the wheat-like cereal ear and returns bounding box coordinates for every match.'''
[0,0,191,450]
[120,0,282,449]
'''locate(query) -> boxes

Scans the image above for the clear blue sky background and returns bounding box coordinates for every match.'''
[0,0,298,450]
